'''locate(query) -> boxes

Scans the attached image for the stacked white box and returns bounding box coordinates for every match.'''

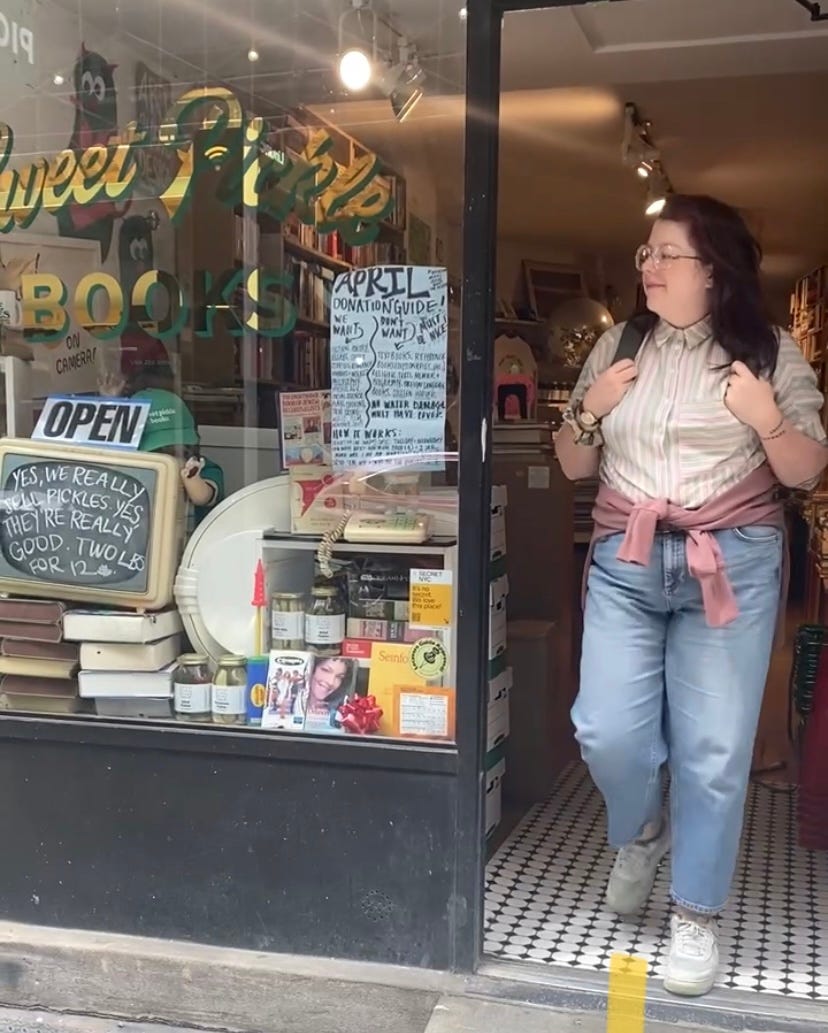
[486,486,510,838]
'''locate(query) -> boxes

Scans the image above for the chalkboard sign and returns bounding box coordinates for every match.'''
[0,439,182,609]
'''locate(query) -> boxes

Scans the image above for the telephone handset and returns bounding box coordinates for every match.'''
[317,510,432,577]
[342,511,431,544]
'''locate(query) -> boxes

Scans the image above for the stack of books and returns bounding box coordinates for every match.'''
[64,608,183,719]
[0,598,80,713]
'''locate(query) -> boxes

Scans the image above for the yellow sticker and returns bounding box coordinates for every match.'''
[410,638,448,680]
[409,569,453,629]
[249,682,266,708]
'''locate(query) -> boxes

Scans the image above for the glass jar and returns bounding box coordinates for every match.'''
[212,655,247,725]
[305,584,345,657]
[173,653,212,723]
[271,591,305,650]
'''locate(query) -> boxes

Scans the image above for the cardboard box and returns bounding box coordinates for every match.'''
[489,574,509,661]
[487,674,510,752]
[485,757,506,838]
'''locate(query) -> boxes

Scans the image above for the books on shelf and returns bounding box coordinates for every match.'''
[79,664,175,699]
[63,608,183,644]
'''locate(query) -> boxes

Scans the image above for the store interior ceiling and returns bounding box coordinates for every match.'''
[50,0,828,307]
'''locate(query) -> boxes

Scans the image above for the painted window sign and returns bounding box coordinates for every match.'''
[20,265,298,344]
[0,85,393,245]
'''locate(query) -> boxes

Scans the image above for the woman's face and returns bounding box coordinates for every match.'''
[309,659,347,702]
[641,219,712,328]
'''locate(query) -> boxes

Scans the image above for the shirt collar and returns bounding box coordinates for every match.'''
[651,316,713,350]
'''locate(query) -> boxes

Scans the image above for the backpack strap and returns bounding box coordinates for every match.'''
[611,311,657,364]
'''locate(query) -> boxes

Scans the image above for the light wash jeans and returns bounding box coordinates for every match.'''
[572,525,783,915]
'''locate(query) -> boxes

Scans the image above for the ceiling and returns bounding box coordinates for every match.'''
[43,0,828,299]
[323,0,828,302]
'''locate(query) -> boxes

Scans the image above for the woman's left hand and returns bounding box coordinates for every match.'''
[725,361,782,435]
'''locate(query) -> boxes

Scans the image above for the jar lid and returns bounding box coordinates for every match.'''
[312,585,339,597]
[178,653,208,664]
[271,591,304,600]
[218,654,247,665]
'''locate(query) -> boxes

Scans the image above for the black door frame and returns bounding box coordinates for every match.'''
[454,0,629,973]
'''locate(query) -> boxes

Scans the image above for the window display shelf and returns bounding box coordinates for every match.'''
[262,531,457,557]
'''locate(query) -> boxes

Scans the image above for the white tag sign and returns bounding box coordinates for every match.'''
[33,396,152,451]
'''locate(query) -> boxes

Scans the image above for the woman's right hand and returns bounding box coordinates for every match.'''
[582,359,638,418]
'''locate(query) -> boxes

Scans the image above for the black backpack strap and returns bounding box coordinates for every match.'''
[612,311,657,364]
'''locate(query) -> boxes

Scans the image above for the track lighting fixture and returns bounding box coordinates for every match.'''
[376,40,425,122]
[644,164,672,217]
[337,0,378,92]
[336,2,427,119]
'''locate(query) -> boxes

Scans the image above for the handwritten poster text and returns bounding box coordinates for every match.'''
[329,266,448,471]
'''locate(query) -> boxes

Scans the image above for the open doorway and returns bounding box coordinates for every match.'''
[484,0,828,1004]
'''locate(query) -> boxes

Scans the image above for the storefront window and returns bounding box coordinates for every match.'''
[0,0,466,743]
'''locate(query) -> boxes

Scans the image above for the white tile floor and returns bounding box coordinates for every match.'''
[485,764,828,1000]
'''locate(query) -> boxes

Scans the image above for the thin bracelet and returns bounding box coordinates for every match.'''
[760,417,786,441]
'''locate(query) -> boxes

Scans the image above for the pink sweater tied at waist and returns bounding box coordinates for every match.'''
[584,464,787,632]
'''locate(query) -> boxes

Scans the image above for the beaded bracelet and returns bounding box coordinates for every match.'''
[760,417,786,441]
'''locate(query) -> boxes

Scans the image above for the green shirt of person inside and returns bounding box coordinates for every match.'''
[133,388,224,535]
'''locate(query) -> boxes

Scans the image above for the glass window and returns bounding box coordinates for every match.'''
[0,0,466,743]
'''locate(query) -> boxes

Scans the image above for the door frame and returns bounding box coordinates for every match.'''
[454,0,629,973]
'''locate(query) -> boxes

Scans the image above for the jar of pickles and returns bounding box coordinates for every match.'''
[173,654,212,723]
[271,591,305,650]
[212,655,247,725]
[305,584,345,657]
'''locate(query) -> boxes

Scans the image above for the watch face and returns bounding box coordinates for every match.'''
[579,409,598,429]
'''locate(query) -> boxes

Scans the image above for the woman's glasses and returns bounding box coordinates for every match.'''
[635,244,703,271]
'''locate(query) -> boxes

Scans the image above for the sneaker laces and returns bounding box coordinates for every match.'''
[673,916,716,959]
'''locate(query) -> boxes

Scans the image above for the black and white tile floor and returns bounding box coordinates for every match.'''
[485,764,828,1000]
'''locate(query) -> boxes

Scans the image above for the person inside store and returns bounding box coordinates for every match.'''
[556,194,828,998]
[98,369,224,534]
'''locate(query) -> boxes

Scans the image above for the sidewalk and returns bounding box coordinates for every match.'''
[0,999,764,1033]
[0,922,816,1033]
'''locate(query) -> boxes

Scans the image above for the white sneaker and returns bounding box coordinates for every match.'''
[605,821,670,916]
[663,913,719,997]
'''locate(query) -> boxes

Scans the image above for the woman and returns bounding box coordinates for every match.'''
[557,195,827,997]
[296,656,354,729]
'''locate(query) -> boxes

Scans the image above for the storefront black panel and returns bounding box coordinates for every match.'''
[0,719,459,968]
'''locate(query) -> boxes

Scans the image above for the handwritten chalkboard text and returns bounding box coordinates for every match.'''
[0,460,151,588]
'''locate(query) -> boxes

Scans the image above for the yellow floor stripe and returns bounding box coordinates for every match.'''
[607,953,648,1033]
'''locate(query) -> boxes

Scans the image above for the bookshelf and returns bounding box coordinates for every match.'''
[255,106,409,392]
[791,266,827,373]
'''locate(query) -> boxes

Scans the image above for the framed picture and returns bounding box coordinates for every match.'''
[522,260,585,319]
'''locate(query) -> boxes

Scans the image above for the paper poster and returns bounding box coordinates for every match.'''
[329,266,448,472]
[279,390,332,467]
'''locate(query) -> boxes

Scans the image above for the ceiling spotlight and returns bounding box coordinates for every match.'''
[247,48,260,62]
[459,6,468,18]
[645,165,671,217]
[52,73,65,86]
[377,42,425,122]
[339,48,373,91]
[636,158,655,179]
[338,0,378,92]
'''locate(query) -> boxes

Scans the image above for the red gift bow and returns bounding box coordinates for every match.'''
[337,695,383,735]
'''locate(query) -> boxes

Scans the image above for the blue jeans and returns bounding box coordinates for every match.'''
[572,526,783,914]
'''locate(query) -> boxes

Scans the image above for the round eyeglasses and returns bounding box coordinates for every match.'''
[635,244,703,271]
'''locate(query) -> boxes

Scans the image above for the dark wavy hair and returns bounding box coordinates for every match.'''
[641,194,780,376]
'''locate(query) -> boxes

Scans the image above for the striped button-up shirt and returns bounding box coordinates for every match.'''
[571,317,826,507]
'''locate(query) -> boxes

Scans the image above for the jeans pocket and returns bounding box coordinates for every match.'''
[731,525,781,544]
